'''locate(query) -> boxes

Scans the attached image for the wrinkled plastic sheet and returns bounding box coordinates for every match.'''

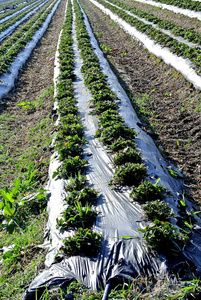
[128,0,201,21]
[0,0,50,42]
[89,0,201,90]
[0,0,42,24]
[0,0,61,101]
[104,0,201,49]
[24,1,201,298]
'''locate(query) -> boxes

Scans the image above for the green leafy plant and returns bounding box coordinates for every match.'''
[98,123,136,145]
[130,181,164,203]
[111,163,147,186]
[59,156,88,179]
[65,174,87,192]
[113,148,141,165]
[139,219,188,256]
[17,101,38,111]
[62,228,102,256]
[108,137,136,152]
[64,187,98,206]
[100,44,112,53]
[56,135,86,160]
[57,202,98,231]
[142,200,174,221]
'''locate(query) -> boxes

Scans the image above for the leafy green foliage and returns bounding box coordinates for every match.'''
[108,137,136,152]
[59,156,88,178]
[142,200,174,221]
[96,0,201,74]
[139,219,189,256]
[98,123,136,145]
[56,135,86,160]
[130,181,164,203]
[111,163,147,186]
[64,187,98,206]
[65,174,87,192]
[113,148,141,165]
[62,228,102,256]
[57,202,98,231]
[0,0,57,76]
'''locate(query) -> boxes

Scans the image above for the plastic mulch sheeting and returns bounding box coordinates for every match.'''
[24,1,201,298]
[0,0,61,100]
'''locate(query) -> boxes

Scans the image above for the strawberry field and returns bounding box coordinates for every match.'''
[0,0,201,299]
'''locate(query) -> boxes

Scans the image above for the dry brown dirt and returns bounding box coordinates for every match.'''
[80,0,201,205]
[0,0,66,188]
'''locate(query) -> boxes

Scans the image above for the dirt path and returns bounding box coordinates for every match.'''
[122,0,201,34]
[80,0,201,205]
[0,0,66,188]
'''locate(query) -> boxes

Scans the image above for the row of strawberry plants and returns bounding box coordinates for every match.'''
[0,0,40,21]
[0,0,48,35]
[109,0,201,46]
[94,0,201,74]
[53,0,102,257]
[75,0,190,258]
[0,0,58,76]
[142,0,201,12]
[0,0,56,56]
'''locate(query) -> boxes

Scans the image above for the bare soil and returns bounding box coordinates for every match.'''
[80,0,201,205]
[122,0,201,34]
[0,0,66,188]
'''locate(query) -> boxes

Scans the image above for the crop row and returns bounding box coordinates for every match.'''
[75,0,194,257]
[109,0,201,46]
[52,0,102,257]
[141,0,201,12]
[0,0,48,35]
[94,0,201,74]
[0,0,40,22]
[0,0,58,76]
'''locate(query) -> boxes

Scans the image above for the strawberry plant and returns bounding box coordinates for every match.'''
[139,219,189,256]
[65,174,87,192]
[97,123,136,145]
[130,180,165,203]
[64,187,98,206]
[59,156,88,179]
[111,163,147,186]
[62,228,102,256]
[113,148,141,165]
[57,202,98,231]
[56,135,86,159]
[142,200,174,221]
[108,137,136,152]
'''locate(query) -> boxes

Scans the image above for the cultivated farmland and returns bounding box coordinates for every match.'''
[0,0,201,299]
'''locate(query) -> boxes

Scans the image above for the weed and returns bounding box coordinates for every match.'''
[17,100,38,111]
[100,44,112,53]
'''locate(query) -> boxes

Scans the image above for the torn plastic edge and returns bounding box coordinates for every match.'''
[89,0,201,90]
[0,0,42,24]
[0,0,61,101]
[104,0,201,50]
[0,0,50,42]
[130,0,201,21]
